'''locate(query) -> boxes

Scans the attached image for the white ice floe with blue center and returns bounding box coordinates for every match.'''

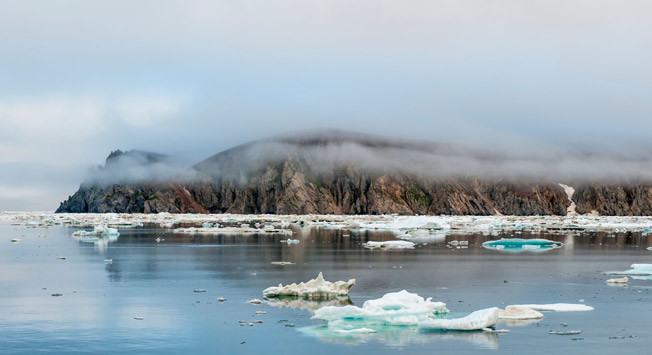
[482,238,563,252]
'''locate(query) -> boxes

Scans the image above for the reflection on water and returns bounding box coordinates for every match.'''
[265,297,353,311]
[302,325,499,349]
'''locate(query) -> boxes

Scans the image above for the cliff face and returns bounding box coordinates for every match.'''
[55,132,652,215]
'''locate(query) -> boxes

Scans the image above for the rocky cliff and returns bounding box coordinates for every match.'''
[56,131,652,215]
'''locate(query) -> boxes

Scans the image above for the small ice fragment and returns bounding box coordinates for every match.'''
[194,289,207,293]
[270,261,295,266]
[11,239,22,243]
[217,297,226,302]
[284,323,295,327]
[549,330,582,335]
[280,239,300,244]
[263,272,355,299]
[255,311,266,314]
[56,257,66,260]
[419,307,500,331]
[647,247,652,251]
[104,259,113,264]
[133,316,144,320]
[605,277,628,284]
[155,237,163,243]
[512,304,594,312]
[363,240,415,250]
[247,299,263,304]
[483,328,510,333]
[51,293,63,297]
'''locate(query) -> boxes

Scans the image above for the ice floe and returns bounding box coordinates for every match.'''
[312,290,449,328]
[605,276,628,284]
[419,308,500,331]
[511,303,594,312]
[497,305,544,320]
[262,272,355,299]
[363,240,415,250]
[72,224,120,237]
[482,238,563,252]
[605,264,652,276]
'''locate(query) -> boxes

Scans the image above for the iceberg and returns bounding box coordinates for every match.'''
[363,240,415,250]
[511,303,594,312]
[482,238,563,252]
[419,307,500,331]
[262,272,355,299]
[498,305,544,320]
[312,290,449,328]
[72,224,120,237]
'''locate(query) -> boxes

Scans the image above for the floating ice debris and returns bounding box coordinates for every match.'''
[270,261,295,266]
[56,257,66,260]
[133,317,144,320]
[483,328,510,333]
[217,297,226,302]
[363,240,415,250]
[605,264,652,276]
[498,305,544,320]
[104,259,113,264]
[263,272,355,300]
[10,238,22,243]
[512,304,594,312]
[419,308,500,331]
[174,225,292,236]
[255,311,267,315]
[549,330,582,335]
[605,277,628,284]
[357,216,451,233]
[72,224,120,237]
[247,299,263,304]
[51,293,63,297]
[155,237,163,242]
[647,247,652,251]
[202,222,214,228]
[482,238,563,252]
[312,290,448,328]
[281,239,300,244]
[447,240,469,246]
[397,232,446,244]
[194,289,207,293]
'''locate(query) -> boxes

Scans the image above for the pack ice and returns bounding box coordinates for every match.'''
[262,272,355,299]
[312,290,449,329]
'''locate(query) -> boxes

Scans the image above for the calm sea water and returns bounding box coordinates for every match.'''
[1,223,651,354]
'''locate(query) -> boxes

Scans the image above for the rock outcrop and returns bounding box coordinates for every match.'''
[56,131,652,215]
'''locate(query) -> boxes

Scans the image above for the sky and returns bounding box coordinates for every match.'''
[1,0,651,210]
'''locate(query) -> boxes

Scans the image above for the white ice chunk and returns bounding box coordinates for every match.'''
[512,303,594,312]
[263,272,355,299]
[605,276,628,284]
[419,307,500,331]
[312,290,449,327]
[498,305,544,320]
[363,240,415,249]
[72,224,120,237]
[605,264,652,276]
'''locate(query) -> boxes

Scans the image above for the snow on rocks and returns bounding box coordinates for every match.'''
[363,240,415,250]
[419,307,500,331]
[262,272,355,299]
[312,290,448,329]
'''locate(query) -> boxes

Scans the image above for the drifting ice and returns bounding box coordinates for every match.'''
[605,264,652,276]
[482,238,563,252]
[605,276,628,284]
[511,303,594,312]
[419,308,500,331]
[363,241,415,250]
[73,224,120,237]
[498,305,544,320]
[262,272,355,299]
[312,290,449,328]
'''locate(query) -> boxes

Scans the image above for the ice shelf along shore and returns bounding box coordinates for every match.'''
[262,272,355,299]
[4,212,652,236]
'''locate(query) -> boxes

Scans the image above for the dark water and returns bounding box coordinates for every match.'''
[2,224,652,354]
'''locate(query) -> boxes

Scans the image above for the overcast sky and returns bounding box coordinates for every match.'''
[1,0,651,210]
